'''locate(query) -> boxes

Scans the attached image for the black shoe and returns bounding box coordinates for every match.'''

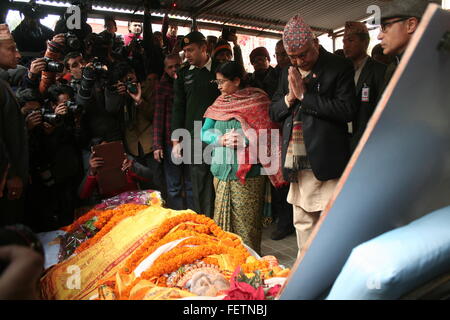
[270,228,295,241]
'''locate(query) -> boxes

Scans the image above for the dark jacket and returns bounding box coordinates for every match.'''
[247,66,277,97]
[351,57,387,151]
[270,47,357,182]
[264,65,286,99]
[379,55,401,99]
[171,59,221,136]
[75,79,123,147]
[12,21,54,65]
[0,79,28,182]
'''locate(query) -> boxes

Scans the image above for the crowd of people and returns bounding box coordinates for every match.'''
[0,0,438,299]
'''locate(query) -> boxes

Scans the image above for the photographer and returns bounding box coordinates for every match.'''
[62,51,86,92]
[54,0,92,46]
[79,138,153,204]
[11,2,54,66]
[19,86,82,231]
[34,33,67,95]
[100,16,123,54]
[84,33,124,70]
[64,52,85,81]
[106,62,166,195]
[75,50,123,174]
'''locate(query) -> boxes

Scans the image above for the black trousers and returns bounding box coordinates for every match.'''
[189,162,215,218]
[271,184,294,232]
[135,151,167,201]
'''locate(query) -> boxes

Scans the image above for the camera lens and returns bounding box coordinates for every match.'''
[45,60,64,73]
[127,82,138,94]
[67,37,81,50]
[65,101,82,113]
[42,112,63,126]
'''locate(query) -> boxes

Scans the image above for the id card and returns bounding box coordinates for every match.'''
[362,86,370,102]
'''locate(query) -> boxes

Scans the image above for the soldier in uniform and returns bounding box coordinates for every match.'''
[171,31,221,218]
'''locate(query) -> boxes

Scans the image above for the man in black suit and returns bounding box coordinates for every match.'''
[343,22,386,152]
[270,15,357,253]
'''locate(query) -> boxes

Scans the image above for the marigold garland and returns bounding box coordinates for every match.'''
[201,257,220,266]
[122,213,250,274]
[121,243,245,299]
[75,204,148,254]
[140,244,245,281]
[60,208,102,233]
[117,213,255,299]
[241,260,270,274]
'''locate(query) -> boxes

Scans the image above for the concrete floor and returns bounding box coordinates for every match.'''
[261,223,298,269]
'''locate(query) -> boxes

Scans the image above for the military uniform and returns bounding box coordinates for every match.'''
[171,32,221,218]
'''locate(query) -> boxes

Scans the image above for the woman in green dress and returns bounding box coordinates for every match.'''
[201,61,286,253]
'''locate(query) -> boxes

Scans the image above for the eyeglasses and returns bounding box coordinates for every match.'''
[210,79,230,85]
[379,17,410,33]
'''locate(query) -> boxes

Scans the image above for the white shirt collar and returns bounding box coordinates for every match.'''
[189,57,212,71]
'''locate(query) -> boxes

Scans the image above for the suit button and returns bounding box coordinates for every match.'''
[287,123,291,128]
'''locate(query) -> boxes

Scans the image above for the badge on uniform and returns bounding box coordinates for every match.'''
[362,84,370,102]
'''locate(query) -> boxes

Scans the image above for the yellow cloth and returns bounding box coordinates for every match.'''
[40,206,189,300]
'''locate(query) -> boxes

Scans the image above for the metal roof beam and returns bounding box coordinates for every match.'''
[7,1,283,38]
[193,0,234,18]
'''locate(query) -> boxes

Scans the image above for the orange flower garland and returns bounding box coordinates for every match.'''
[122,213,249,274]
[241,260,270,274]
[117,213,254,299]
[121,243,245,299]
[60,208,102,233]
[75,204,148,254]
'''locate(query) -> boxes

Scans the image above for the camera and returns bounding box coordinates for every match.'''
[41,109,64,127]
[91,57,107,73]
[124,79,138,94]
[65,31,81,51]
[44,57,64,73]
[42,113,64,127]
[221,27,237,42]
[0,225,44,274]
[20,3,44,20]
[65,101,83,114]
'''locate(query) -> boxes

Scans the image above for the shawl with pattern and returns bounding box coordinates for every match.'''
[204,87,287,188]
